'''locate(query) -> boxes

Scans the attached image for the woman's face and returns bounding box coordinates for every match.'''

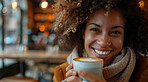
[84,9,125,66]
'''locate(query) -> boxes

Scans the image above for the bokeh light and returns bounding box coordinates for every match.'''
[139,0,144,10]
[39,25,46,32]
[12,1,17,9]
[41,1,48,9]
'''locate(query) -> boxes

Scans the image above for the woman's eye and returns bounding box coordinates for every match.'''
[90,28,99,32]
[110,31,121,35]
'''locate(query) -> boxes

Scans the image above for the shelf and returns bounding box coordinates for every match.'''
[34,8,54,14]
[34,20,54,23]
[34,13,55,22]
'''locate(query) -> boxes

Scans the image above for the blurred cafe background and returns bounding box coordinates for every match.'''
[0,0,147,82]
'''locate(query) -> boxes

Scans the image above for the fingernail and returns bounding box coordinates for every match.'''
[73,71,76,75]
[66,65,70,71]
[79,70,85,76]
[66,67,68,71]
[77,78,81,81]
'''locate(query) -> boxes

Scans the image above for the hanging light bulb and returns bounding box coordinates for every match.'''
[12,1,17,9]
[41,0,48,9]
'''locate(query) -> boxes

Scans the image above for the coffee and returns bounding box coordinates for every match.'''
[73,57,103,63]
[73,57,103,82]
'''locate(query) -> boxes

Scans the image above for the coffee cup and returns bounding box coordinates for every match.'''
[73,57,103,82]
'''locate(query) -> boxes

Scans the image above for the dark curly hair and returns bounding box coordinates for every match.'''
[53,0,148,57]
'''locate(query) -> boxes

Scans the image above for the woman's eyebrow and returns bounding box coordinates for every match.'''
[112,26,124,29]
[88,23,124,29]
[88,23,101,28]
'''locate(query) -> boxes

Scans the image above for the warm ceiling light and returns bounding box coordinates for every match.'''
[41,1,48,9]
[12,1,17,9]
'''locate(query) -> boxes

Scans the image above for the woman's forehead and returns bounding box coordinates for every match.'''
[86,9,125,26]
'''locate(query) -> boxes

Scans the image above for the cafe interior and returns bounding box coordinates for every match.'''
[0,0,147,82]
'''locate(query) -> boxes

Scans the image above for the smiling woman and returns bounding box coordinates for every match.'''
[52,0,148,82]
[84,9,125,66]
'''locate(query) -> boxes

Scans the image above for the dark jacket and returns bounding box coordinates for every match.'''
[53,55,148,82]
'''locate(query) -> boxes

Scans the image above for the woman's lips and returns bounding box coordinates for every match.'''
[92,48,113,59]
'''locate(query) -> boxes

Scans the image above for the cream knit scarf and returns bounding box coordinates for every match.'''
[67,47,136,82]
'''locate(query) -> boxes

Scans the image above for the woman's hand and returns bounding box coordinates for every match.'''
[78,70,106,82]
[65,63,82,82]
[65,63,106,82]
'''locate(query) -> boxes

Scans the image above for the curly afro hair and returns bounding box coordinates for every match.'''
[53,0,148,56]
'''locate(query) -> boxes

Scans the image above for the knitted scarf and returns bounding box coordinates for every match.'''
[67,47,136,82]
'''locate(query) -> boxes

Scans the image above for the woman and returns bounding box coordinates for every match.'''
[53,0,148,82]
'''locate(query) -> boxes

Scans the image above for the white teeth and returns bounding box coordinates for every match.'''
[95,49,110,55]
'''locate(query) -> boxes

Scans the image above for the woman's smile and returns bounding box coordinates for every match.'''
[91,47,113,59]
[94,49,110,55]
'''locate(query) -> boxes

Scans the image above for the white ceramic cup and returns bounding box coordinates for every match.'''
[73,57,103,82]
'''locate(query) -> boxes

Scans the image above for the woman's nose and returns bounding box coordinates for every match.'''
[96,35,111,47]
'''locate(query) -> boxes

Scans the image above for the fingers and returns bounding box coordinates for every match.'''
[78,70,101,82]
[66,76,82,82]
[66,63,73,71]
[66,69,78,77]
[66,63,78,77]
[65,63,83,82]
[78,70,107,82]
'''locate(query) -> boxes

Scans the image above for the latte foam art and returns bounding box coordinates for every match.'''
[79,58,98,62]
[73,57,103,63]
